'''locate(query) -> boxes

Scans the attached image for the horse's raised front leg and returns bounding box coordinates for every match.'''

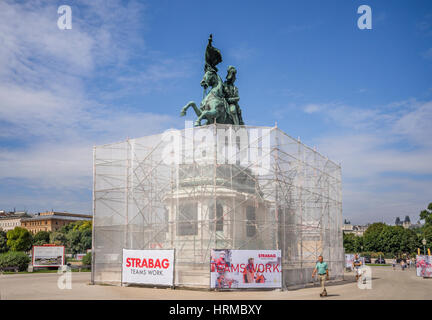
[195,109,218,126]
[180,101,202,117]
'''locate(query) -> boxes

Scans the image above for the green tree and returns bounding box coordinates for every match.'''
[58,221,92,254]
[367,225,419,256]
[420,202,432,226]
[65,228,92,254]
[363,223,387,252]
[381,226,411,255]
[0,251,31,271]
[50,231,66,246]
[51,221,92,254]
[33,231,50,246]
[420,224,432,251]
[6,227,32,252]
[343,233,364,253]
[353,235,364,252]
[66,229,82,254]
[80,228,92,252]
[0,230,8,253]
[400,228,418,254]
[343,233,356,252]
[77,220,92,232]
[82,252,92,266]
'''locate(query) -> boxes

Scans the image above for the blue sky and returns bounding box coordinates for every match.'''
[0,0,431,224]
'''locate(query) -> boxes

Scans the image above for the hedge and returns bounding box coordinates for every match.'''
[82,252,91,266]
[0,251,31,271]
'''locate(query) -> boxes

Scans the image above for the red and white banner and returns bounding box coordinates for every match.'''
[210,249,282,289]
[416,255,432,278]
[122,249,174,286]
[32,245,65,267]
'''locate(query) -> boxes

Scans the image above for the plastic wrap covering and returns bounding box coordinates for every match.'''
[92,124,343,288]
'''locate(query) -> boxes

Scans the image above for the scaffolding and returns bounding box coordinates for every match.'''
[91,124,343,288]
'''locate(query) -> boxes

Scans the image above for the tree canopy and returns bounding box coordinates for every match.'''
[0,220,93,255]
[33,231,50,246]
[0,230,8,253]
[420,202,432,226]
[6,227,32,252]
[58,221,92,254]
[343,233,363,253]
[344,222,423,256]
[362,223,387,252]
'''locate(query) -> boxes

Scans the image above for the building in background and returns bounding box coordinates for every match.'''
[21,211,92,234]
[0,211,31,232]
[394,216,422,230]
[342,220,368,236]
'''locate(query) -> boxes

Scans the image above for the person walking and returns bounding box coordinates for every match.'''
[312,255,329,297]
[392,257,396,270]
[352,254,362,281]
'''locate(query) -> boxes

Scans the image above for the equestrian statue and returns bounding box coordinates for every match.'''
[180,34,244,126]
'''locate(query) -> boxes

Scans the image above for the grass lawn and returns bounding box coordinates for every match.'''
[1,267,91,274]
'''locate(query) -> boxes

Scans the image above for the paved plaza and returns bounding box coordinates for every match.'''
[0,266,430,300]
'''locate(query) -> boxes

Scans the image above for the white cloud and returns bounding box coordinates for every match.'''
[0,1,186,213]
[392,101,432,147]
[303,104,322,114]
[302,100,432,224]
[227,42,257,62]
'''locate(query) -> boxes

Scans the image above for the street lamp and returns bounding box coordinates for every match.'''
[422,238,427,255]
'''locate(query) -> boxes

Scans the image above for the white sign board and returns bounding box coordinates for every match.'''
[210,249,282,289]
[32,245,65,267]
[122,249,174,286]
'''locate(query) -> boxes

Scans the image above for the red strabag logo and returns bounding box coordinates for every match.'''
[125,257,170,269]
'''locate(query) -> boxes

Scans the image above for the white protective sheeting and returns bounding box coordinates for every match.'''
[92,124,343,288]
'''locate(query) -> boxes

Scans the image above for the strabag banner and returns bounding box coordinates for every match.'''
[210,249,282,289]
[32,245,65,267]
[416,255,432,278]
[122,249,174,286]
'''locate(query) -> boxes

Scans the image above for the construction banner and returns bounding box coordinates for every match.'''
[122,249,174,286]
[416,255,432,278]
[210,249,282,289]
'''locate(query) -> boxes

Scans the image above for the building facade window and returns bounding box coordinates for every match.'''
[209,203,224,232]
[177,203,198,236]
[246,206,256,237]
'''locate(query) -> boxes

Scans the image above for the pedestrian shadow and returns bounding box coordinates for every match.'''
[286,275,380,291]
[321,294,340,298]
[341,274,380,284]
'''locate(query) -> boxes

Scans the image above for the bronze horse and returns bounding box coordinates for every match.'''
[180,68,234,126]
